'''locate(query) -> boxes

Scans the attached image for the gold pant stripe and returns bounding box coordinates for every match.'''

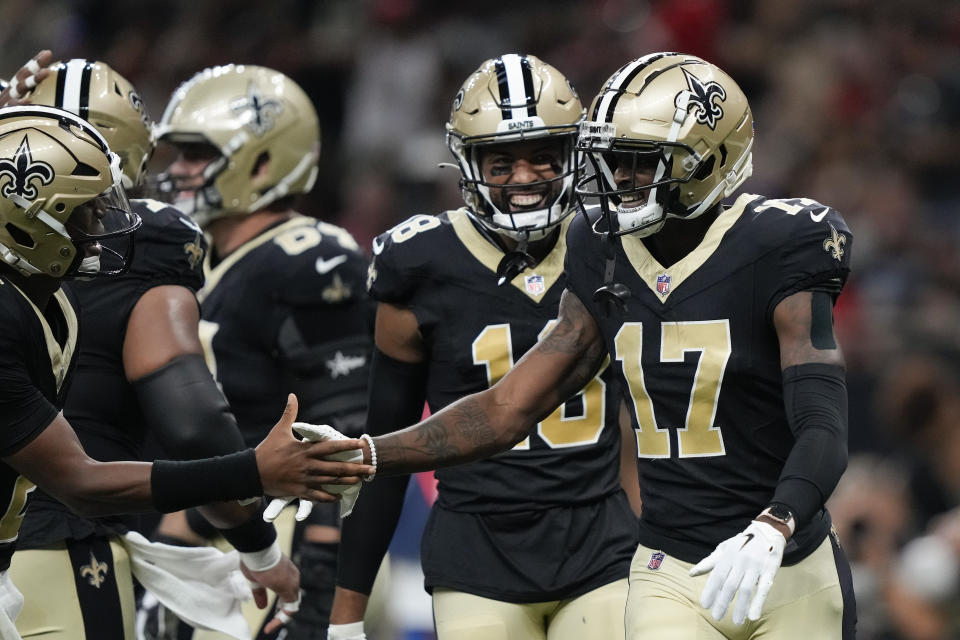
[432,578,628,640]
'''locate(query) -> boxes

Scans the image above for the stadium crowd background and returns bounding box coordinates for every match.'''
[3,0,959,638]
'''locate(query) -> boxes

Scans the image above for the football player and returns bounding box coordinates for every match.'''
[338,53,856,640]
[328,54,639,640]
[153,64,373,639]
[0,106,368,635]
[10,60,306,639]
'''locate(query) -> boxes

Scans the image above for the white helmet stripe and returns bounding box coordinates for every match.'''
[60,59,90,117]
[501,54,532,121]
[593,52,679,123]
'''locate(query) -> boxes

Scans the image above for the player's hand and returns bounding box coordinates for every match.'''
[328,621,368,640]
[254,394,374,500]
[240,554,302,633]
[1,49,54,106]
[688,520,786,624]
[263,421,366,522]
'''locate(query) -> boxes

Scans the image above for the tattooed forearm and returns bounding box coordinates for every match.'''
[450,398,497,447]
[539,290,595,355]
[553,337,606,408]
[375,397,503,475]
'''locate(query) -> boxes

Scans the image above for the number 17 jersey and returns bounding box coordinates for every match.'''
[565,193,853,566]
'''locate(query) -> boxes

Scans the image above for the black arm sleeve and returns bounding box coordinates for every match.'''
[132,353,246,458]
[771,363,848,527]
[135,354,278,547]
[335,348,428,594]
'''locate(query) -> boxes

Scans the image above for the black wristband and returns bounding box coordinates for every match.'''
[218,507,278,553]
[151,449,263,513]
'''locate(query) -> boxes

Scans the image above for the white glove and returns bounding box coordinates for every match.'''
[688,520,786,624]
[327,621,367,640]
[263,423,364,522]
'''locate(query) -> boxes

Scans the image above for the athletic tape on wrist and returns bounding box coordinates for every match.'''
[239,539,282,572]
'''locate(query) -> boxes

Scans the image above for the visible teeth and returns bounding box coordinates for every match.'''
[510,193,544,207]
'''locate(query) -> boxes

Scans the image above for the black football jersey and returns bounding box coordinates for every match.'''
[18,199,206,549]
[199,216,371,445]
[0,279,78,570]
[565,193,853,565]
[368,209,624,512]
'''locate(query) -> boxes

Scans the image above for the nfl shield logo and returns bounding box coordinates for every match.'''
[525,274,545,295]
[648,551,665,570]
[656,274,671,296]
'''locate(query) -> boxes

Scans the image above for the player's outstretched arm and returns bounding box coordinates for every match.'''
[3,394,374,517]
[690,289,848,624]
[368,289,606,475]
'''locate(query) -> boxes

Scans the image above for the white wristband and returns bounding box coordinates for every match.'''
[239,539,282,572]
[359,433,377,482]
[328,621,366,640]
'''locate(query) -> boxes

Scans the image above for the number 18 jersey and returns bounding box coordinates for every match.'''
[369,208,624,512]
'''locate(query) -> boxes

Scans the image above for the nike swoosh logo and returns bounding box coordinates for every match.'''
[371,237,385,255]
[316,254,348,274]
[809,207,829,222]
[739,533,755,550]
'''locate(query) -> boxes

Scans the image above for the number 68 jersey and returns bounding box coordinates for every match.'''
[368,208,625,512]
[565,193,853,566]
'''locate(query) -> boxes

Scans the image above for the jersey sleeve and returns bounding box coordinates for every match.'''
[757,200,853,316]
[274,235,373,429]
[366,215,439,305]
[127,199,206,292]
[0,304,57,457]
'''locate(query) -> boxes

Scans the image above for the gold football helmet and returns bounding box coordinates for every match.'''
[0,106,140,278]
[154,64,320,228]
[29,59,154,190]
[576,52,753,237]
[447,54,584,241]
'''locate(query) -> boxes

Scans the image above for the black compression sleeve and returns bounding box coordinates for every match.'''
[133,355,278,547]
[771,363,848,527]
[336,348,428,594]
[151,449,263,513]
[132,353,246,458]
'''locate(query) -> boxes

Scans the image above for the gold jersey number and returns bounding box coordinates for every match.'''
[0,476,36,543]
[472,321,607,450]
[615,320,731,458]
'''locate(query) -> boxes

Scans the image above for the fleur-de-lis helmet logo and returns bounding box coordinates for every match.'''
[231,82,284,136]
[0,135,55,202]
[679,68,726,130]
